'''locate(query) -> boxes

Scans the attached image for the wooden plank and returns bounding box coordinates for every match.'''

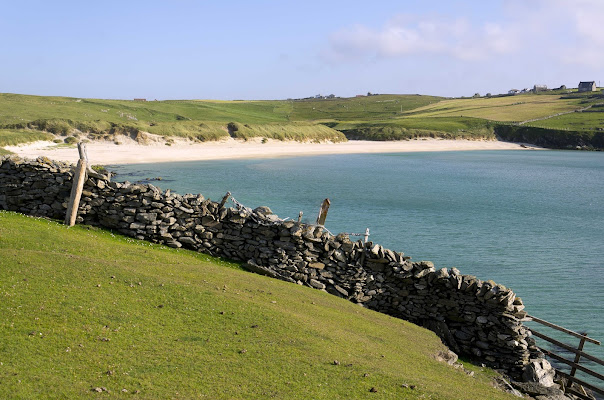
[527,315,601,345]
[64,159,87,227]
[531,329,604,367]
[556,370,604,396]
[541,349,604,381]
[316,198,330,225]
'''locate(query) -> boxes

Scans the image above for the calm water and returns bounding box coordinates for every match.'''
[112,150,604,381]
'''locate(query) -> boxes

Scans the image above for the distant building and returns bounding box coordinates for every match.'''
[578,81,597,92]
[133,98,147,102]
[355,94,365,97]
[533,85,548,92]
[508,89,520,95]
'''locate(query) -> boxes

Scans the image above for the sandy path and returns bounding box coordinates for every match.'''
[3,137,541,165]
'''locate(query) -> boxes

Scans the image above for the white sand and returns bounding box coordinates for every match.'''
[3,137,542,165]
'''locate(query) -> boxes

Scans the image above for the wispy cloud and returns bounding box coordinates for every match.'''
[323,0,604,66]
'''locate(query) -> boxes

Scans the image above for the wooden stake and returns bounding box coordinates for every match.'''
[316,198,330,225]
[77,141,106,179]
[364,228,370,243]
[297,211,303,223]
[219,192,231,208]
[77,141,88,162]
[65,159,87,227]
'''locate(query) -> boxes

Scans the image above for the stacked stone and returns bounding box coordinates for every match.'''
[0,156,73,219]
[0,155,545,379]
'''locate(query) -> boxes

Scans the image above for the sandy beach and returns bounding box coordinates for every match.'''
[3,137,541,165]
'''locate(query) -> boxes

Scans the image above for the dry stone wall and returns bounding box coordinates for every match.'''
[0,155,546,379]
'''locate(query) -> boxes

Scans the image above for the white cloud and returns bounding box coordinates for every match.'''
[324,14,517,63]
[323,0,604,66]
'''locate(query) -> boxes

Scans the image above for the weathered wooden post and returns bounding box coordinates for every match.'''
[297,211,303,223]
[64,158,87,227]
[316,198,330,226]
[363,228,370,243]
[569,335,586,389]
[219,192,231,208]
[77,141,107,180]
[77,141,88,162]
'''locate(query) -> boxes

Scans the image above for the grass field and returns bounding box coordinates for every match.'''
[402,94,583,122]
[525,105,604,130]
[1,91,603,147]
[0,211,517,399]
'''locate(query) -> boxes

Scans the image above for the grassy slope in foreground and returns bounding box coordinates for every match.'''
[0,211,516,399]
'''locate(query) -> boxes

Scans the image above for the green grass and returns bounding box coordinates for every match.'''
[335,117,495,140]
[0,211,517,399]
[525,105,604,131]
[0,129,54,146]
[403,94,582,122]
[287,94,442,122]
[2,91,603,147]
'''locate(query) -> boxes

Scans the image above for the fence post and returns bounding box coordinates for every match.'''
[64,158,87,227]
[569,336,587,388]
[316,198,330,225]
[77,141,108,180]
[219,192,231,208]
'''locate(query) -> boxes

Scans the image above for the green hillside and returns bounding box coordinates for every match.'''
[1,90,603,149]
[0,211,517,399]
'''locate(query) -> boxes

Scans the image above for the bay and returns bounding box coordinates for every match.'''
[111,149,604,381]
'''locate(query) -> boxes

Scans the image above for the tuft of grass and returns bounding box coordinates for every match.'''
[0,211,517,400]
[0,129,54,146]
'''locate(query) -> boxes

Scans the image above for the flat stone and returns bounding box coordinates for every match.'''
[309,279,326,290]
[511,381,564,397]
[308,262,325,270]
[129,222,147,230]
[179,237,197,246]
[334,285,348,297]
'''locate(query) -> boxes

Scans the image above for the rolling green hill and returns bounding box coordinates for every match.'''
[0,211,518,399]
[1,90,603,150]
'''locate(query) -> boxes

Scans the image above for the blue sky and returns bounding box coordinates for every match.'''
[1,0,602,100]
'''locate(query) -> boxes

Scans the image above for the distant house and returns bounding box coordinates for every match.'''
[508,89,520,95]
[533,84,548,92]
[134,98,147,102]
[578,81,597,92]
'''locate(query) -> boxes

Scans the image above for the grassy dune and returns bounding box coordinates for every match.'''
[0,211,517,399]
[1,91,603,147]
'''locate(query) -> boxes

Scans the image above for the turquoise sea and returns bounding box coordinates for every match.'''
[112,150,604,384]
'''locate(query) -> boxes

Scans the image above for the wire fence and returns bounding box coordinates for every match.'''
[227,193,370,242]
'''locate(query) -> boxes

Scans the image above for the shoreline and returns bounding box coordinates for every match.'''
[3,137,543,165]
